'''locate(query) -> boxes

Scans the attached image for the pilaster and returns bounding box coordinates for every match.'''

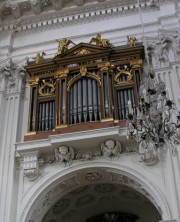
[0,59,27,222]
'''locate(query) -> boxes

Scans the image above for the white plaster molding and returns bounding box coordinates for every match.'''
[21,151,39,181]
[29,0,42,14]
[0,1,159,32]
[16,126,125,153]
[10,2,21,18]
[17,162,172,222]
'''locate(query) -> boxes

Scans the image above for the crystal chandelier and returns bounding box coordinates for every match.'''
[126,72,180,164]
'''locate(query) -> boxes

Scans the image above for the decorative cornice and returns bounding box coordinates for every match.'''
[0,1,159,32]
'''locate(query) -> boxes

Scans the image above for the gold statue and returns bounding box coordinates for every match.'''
[54,38,76,58]
[89,34,113,47]
[127,36,137,47]
[32,52,46,64]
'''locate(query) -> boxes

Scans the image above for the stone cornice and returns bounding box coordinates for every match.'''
[16,126,126,153]
[0,0,159,32]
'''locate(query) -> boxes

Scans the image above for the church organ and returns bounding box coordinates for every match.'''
[25,40,144,141]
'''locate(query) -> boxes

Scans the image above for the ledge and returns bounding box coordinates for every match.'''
[16,125,127,155]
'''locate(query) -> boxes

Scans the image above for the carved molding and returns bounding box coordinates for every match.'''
[19,162,171,222]
[21,151,39,181]
[0,1,160,32]
[0,59,27,94]
[146,29,180,69]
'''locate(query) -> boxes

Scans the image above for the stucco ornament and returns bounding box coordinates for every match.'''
[55,146,75,166]
[22,152,39,181]
[101,140,122,159]
[0,60,27,94]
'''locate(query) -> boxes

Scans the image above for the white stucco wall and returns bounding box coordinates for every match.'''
[0,1,180,222]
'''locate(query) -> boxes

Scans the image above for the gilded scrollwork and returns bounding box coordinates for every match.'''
[38,79,56,96]
[55,69,69,79]
[29,76,39,86]
[80,66,87,76]
[74,48,91,55]
[114,65,133,85]
[130,59,142,68]
[98,62,114,72]
[67,67,101,91]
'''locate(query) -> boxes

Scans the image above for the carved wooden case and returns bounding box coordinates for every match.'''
[25,42,144,140]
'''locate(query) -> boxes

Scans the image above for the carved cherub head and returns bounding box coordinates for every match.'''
[104,140,115,150]
[101,140,122,159]
[59,146,69,156]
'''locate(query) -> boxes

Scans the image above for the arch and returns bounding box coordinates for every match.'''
[68,74,101,124]
[67,72,101,91]
[19,161,172,222]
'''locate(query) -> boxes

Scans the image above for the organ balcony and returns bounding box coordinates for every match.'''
[24,40,144,141]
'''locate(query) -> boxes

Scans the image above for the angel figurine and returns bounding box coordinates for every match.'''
[101,140,122,159]
[55,146,74,166]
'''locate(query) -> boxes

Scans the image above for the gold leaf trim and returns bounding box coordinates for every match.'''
[67,67,101,91]
[74,48,91,55]
[38,79,56,96]
[100,118,114,122]
[56,125,68,129]
[29,77,39,86]
[114,65,133,85]
[55,69,69,79]
[130,59,143,68]
[25,131,36,136]
[98,62,114,72]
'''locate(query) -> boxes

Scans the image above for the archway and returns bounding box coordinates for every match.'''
[42,182,161,222]
[20,162,171,222]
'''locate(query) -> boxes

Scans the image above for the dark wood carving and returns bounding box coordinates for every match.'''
[25,42,144,141]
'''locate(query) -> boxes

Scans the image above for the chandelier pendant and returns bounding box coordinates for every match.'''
[126,72,180,165]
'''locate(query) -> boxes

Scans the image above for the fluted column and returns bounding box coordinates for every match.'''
[0,59,27,222]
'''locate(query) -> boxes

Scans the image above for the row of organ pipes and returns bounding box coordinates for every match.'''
[29,68,140,132]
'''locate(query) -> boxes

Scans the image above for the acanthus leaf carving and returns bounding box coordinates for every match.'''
[0,59,28,94]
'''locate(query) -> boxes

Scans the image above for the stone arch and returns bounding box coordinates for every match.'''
[19,161,172,222]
